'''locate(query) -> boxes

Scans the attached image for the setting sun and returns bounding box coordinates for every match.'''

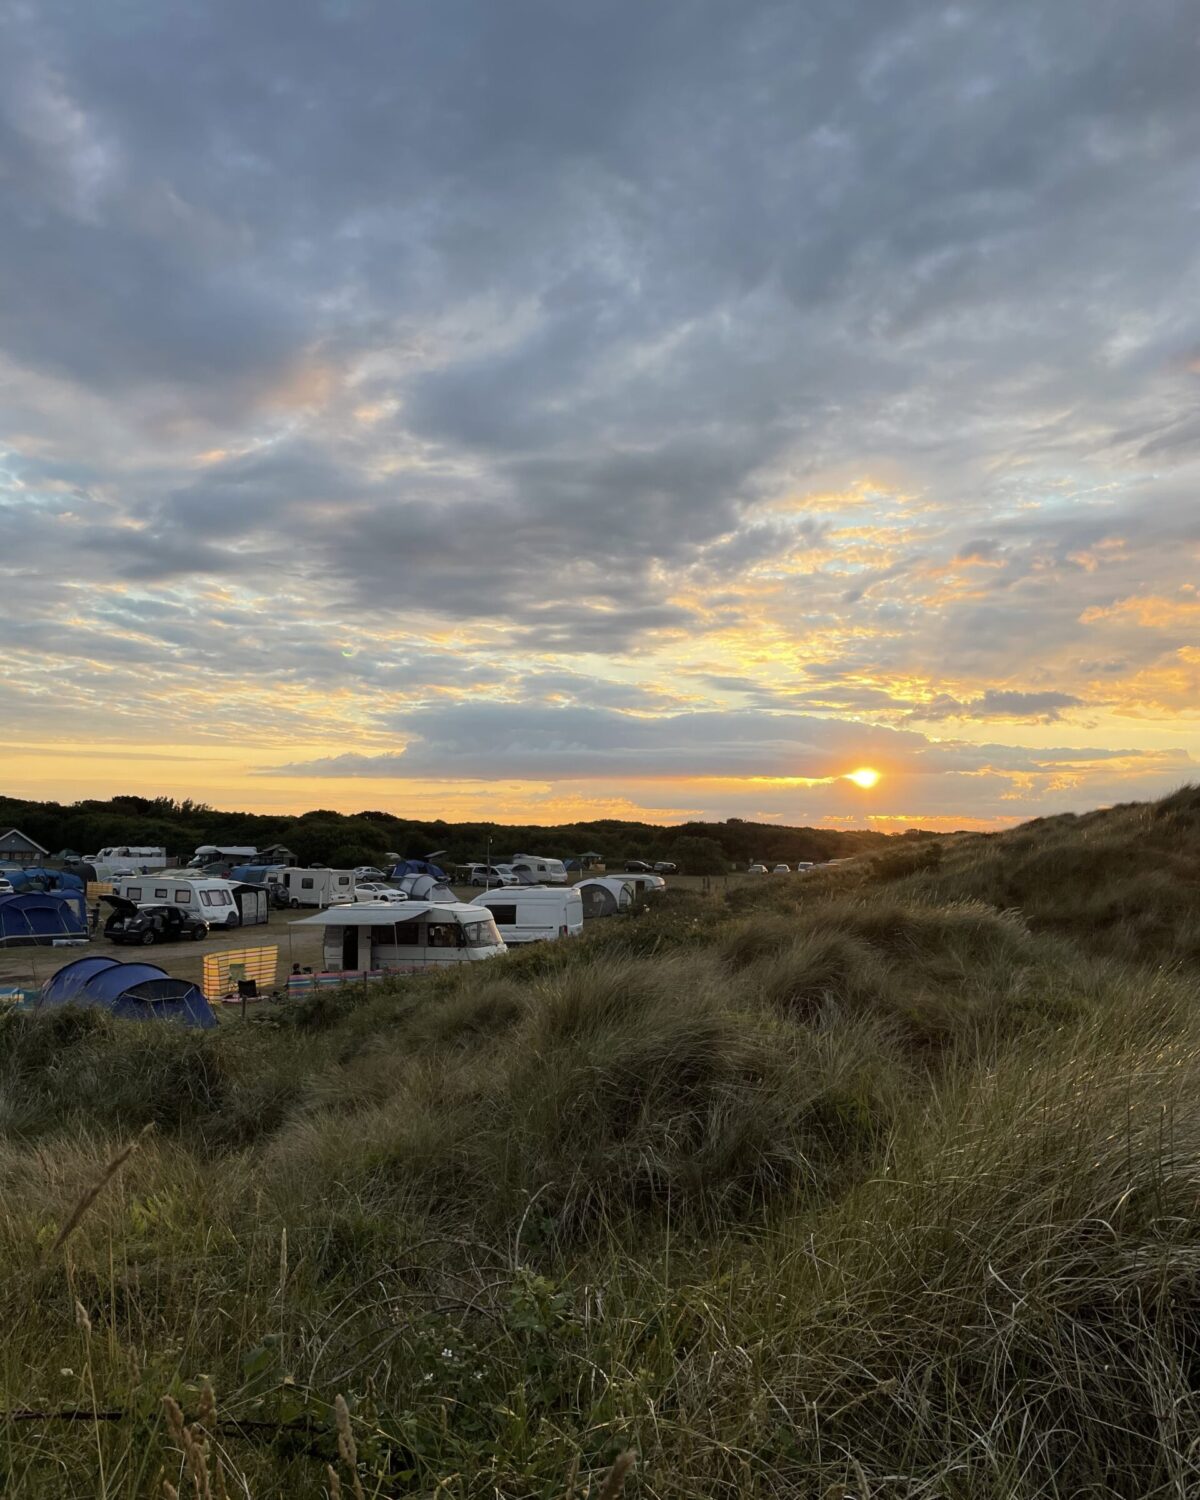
[846,767,881,789]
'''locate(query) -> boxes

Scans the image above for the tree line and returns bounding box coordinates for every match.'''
[0,794,917,874]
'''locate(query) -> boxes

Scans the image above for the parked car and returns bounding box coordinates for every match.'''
[652,861,677,874]
[773,863,791,874]
[102,896,208,945]
[353,866,388,880]
[747,864,768,875]
[624,860,654,873]
[0,877,14,897]
[354,884,407,903]
[465,864,519,887]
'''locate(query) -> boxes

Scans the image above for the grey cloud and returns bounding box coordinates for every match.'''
[260,702,1137,784]
[907,689,1086,723]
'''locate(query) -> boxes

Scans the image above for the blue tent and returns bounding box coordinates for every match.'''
[0,891,88,945]
[2,867,85,893]
[390,858,448,879]
[35,956,217,1029]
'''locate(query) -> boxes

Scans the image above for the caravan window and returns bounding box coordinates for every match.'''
[154,886,168,899]
[301,877,314,890]
[426,922,461,948]
[175,889,190,903]
[126,886,142,901]
[463,919,500,949]
[489,904,518,925]
[391,922,420,945]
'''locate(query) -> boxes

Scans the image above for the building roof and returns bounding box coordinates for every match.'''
[0,828,49,855]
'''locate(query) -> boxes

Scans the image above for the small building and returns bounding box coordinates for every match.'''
[258,844,297,866]
[0,828,49,865]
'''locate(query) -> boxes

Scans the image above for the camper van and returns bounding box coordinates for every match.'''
[508,854,569,885]
[471,885,584,944]
[112,875,243,928]
[188,845,258,869]
[277,867,355,908]
[88,846,168,874]
[292,901,506,973]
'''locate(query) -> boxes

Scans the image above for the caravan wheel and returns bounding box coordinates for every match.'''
[289,897,300,909]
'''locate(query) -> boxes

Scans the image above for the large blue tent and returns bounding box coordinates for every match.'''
[390,858,448,879]
[0,891,88,945]
[1,867,85,893]
[35,956,217,1029]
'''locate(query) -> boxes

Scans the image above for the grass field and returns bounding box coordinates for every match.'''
[2,791,1199,1496]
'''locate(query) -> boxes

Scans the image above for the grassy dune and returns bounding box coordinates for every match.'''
[2,790,1199,1496]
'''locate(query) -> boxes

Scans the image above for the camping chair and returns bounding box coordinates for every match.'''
[236,979,258,1000]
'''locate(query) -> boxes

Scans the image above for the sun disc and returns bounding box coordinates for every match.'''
[847,767,880,789]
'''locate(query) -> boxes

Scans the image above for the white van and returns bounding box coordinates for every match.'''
[292,901,505,973]
[89,846,168,872]
[188,844,258,869]
[509,854,568,885]
[471,885,584,944]
[278,867,355,908]
[112,875,242,928]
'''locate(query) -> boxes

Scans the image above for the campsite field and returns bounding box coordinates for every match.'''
[0,876,743,992]
[2,792,1199,1497]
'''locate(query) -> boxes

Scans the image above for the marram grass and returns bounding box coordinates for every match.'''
[2,788,1200,1496]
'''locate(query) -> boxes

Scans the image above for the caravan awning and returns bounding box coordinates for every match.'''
[290,900,484,927]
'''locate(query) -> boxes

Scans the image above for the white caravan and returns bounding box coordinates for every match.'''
[88,846,168,872]
[112,874,242,928]
[292,901,505,973]
[471,885,584,944]
[509,853,568,885]
[277,867,355,908]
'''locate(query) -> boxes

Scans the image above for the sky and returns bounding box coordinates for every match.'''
[2,0,1198,831]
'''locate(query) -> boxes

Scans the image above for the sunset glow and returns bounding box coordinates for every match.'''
[846,769,882,790]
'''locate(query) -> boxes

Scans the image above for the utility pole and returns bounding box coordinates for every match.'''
[486,831,492,890]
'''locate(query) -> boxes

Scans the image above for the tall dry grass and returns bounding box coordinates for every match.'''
[2,788,1199,1494]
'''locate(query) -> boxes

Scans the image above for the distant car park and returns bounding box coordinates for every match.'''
[773,863,791,873]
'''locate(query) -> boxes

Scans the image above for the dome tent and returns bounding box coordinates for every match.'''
[0,890,88,944]
[3,867,85,893]
[36,956,217,1029]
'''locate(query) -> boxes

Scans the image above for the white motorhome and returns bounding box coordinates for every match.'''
[509,853,568,885]
[277,867,355,908]
[88,846,169,872]
[189,844,258,868]
[471,885,584,944]
[292,901,505,973]
[112,874,242,928]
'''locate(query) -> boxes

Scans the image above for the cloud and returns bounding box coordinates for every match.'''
[259,701,1124,783]
[906,689,1086,723]
[3,0,1200,823]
